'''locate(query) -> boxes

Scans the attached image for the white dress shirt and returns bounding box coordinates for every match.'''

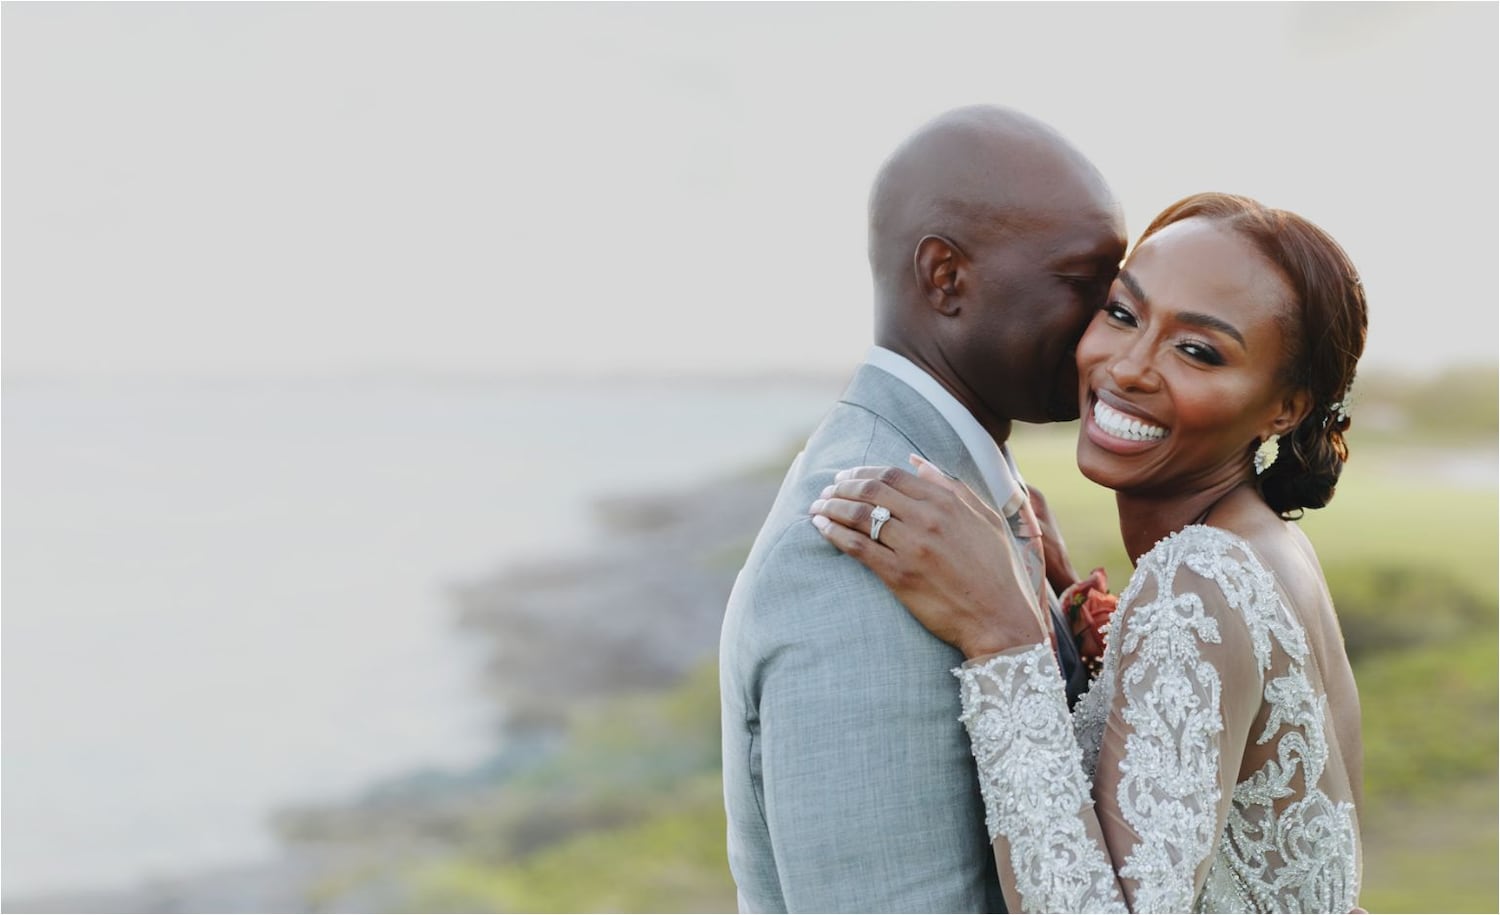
[863,346,1027,510]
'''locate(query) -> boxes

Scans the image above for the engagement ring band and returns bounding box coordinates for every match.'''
[869,505,891,542]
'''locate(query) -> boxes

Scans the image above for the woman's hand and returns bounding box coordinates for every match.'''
[808,455,1050,659]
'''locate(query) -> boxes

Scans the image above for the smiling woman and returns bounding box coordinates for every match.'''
[1079,193,1367,521]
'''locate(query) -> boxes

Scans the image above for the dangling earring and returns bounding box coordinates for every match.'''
[1253,433,1280,475]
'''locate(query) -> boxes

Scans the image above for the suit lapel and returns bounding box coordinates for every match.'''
[836,363,998,509]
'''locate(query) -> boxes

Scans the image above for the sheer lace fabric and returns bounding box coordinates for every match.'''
[956,525,1360,913]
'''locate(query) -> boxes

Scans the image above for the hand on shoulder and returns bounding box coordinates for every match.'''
[807,455,1050,658]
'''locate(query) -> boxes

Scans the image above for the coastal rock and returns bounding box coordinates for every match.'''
[451,461,788,725]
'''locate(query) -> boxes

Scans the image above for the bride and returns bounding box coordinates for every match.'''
[809,192,1367,913]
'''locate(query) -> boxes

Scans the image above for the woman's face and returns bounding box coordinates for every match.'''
[1074,217,1306,496]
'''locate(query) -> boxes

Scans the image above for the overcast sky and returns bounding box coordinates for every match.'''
[4,2,1496,378]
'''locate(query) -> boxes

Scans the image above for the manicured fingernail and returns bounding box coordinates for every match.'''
[809,499,827,515]
[820,484,834,499]
[810,514,831,532]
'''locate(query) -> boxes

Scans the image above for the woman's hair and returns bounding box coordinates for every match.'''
[1136,193,1368,518]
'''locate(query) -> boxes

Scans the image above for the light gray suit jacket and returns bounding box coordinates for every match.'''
[720,364,1010,913]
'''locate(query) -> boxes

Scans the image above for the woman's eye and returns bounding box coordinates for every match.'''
[1179,341,1224,366]
[1103,302,1136,325]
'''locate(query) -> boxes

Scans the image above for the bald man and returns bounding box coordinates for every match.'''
[719,107,1126,913]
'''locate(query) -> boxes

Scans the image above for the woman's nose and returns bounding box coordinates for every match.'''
[1108,343,1160,392]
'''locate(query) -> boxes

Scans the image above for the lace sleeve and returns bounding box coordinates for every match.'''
[955,530,1266,913]
[956,643,1127,913]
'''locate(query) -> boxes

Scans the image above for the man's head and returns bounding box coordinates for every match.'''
[868,106,1126,436]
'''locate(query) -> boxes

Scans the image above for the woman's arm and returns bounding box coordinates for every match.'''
[955,641,1126,912]
[956,568,1260,912]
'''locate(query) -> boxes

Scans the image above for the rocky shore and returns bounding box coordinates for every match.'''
[450,453,792,729]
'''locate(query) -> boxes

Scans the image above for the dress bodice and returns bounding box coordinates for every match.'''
[957,525,1361,913]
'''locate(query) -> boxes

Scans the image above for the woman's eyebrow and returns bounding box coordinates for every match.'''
[1178,311,1248,348]
[1119,269,1247,348]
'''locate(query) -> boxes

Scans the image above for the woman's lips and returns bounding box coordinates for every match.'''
[1084,393,1169,453]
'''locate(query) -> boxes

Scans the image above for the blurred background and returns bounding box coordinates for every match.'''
[3,3,1495,911]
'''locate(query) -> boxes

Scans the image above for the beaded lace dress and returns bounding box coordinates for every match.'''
[955,525,1361,913]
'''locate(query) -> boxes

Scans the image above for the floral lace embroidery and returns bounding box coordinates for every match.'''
[964,526,1358,913]
[955,644,1127,914]
[1109,530,1229,913]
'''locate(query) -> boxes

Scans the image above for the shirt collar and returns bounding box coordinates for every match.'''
[863,346,1024,507]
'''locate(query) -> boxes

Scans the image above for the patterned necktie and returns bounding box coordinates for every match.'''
[996,467,1050,639]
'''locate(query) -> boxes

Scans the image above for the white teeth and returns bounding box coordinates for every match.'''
[1092,399,1167,442]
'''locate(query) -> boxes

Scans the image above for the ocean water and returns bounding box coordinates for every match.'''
[1,375,841,898]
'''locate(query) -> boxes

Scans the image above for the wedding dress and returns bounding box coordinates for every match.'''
[956,525,1361,913]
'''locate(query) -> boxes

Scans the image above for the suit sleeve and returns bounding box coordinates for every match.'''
[746,520,999,912]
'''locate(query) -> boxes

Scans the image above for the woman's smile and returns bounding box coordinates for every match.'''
[1083,390,1169,454]
[1091,395,1167,441]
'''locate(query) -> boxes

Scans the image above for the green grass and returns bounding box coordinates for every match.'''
[1300,457,1497,603]
[1358,636,1498,800]
[1360,778,1499,914]
[1356,635,1498,913]
[411,776,737,913]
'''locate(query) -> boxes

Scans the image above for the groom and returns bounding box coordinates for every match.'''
[719,106,1126,913]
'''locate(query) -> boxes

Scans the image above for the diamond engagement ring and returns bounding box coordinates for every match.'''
[869,505,892,542]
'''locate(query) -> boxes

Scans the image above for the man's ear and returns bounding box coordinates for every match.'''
[914,235,965,316]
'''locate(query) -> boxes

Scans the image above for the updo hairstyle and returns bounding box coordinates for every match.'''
[1136,193,1368,518]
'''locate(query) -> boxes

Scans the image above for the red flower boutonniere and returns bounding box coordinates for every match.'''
[1062,567,1118,677]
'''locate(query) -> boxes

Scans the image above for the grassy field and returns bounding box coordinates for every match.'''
[405,395,1497,913]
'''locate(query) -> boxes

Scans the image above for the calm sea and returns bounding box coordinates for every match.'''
[1,375,841,898]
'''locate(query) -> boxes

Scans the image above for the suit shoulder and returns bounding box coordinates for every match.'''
[724,397,937,639]
[821,400,926,464]
[738,515,883,613]
[725,497,901,653]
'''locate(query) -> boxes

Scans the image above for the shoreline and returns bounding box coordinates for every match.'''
[2,452,793,913]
